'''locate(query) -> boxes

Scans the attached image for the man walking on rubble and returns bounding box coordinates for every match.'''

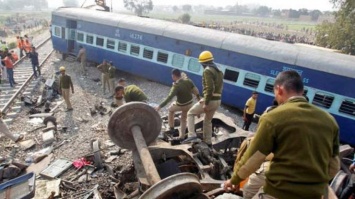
[59,66,74,111]
[224,71,340,199]
[155,69,200,140]
[97,59,110,94]
[77,46,87,76]
[28,46,40,78]
[186,51,223,146]
[242,91,258,131]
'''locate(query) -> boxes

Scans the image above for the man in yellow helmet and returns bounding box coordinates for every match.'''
[186,51,223,146]
[59,66,74,111]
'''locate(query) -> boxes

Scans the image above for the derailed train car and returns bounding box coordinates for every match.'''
[51,7,355,146]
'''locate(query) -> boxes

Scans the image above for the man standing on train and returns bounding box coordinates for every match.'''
[155,69,200,141]
[186,51,223,146]
[242,91,258,131]
[77,46,87,76]
[223,71,340,199]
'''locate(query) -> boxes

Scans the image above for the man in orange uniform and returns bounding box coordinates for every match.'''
[23,39,32,54]
[2,53,16,87]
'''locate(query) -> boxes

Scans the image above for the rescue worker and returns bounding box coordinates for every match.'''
[20,37,26,56]
[0,49,5,83]
[224,71,340,199]
[0,119,24,143]
[108,61,116,96]
[97,60,110,94]
[242,91,258,131]
[77,46,87,76]
[115,84,148,103]
[23,39,32,54]
[16,36,23,57]
[186,51,223,146]
[155,69,200,140]
[112,78,126,107]
[2,53,15,87]
[28,46,40,78]
[58,66,74,111]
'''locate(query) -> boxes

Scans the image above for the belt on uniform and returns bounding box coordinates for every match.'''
[176,100,193,106]
[212,93,221,97]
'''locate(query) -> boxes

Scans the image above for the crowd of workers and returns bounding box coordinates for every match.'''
[55,47,350,198]
[1,37,352,197]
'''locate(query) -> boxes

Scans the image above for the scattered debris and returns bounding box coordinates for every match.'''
[42,130,56,145]
[35,179,61,199]
[27,118,44,126]
[26,154,54,175]
[40,159,72,179]
[29,113,54,118]
[19,139,36,150]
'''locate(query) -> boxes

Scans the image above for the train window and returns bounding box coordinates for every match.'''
[54,27,60,37]
[312,92,334,109]
[96,37,104,47]
[143,48,153,59]
[157,52,168,63]
[224,69,239,82]
[69,30,76,40]
[172,54,184,68]
[106,39,115,50]
[118,42,127,52]
[264,78,275,93]
[243,73,260,88]
[339,99,355,117]
[188,58,200,73]
[77,32,84,42]
[130,45,140,56]
[86,35,94,44]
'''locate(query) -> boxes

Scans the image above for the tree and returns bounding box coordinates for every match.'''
[255,6,271,17]
[309,10,322,21]
[172,5,178,13]
[63,0,79,7]
[123,0,153,16]
[182,4,192,12]
[298,8,309,15]
[315,0,355,54]
[179,13,191,24]
[288,9,300,18]
[272,9,282,17]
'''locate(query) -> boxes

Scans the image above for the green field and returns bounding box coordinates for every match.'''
[148,11,317,32]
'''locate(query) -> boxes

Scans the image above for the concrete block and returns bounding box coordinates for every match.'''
[42,130,55,145]
[3,118,13,125]
[5,112,18,118]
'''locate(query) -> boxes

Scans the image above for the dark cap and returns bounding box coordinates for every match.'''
[252,91,259,94]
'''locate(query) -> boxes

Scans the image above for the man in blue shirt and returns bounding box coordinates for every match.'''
[28,46,40,78]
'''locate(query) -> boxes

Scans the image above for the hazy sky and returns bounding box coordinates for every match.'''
[49,0,335,11]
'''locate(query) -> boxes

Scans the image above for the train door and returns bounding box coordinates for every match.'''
[66,20,77,53]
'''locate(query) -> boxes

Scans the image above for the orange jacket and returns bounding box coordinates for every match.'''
[17,39,22,48]
[3,57,14,69]
[24,40,32,53]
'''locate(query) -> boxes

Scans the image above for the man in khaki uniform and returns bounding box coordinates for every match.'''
[108,61,116,96]
[186,51,223,145]
[97,60,110,94]
[243,91,258,131]
[59,66,74,111]
[115,83,148,103]
[77,46,86,75]
[112,78,126,107]
[155,69,200,140]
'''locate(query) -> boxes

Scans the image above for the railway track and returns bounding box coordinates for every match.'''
[0,37,54,124]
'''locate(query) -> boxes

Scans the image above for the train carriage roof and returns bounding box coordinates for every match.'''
[53,8,355,78]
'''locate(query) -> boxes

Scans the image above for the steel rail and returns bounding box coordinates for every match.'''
[1,37,53,116]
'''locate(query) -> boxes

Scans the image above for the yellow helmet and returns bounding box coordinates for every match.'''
[198,51,214,63]
[59,66,65,71]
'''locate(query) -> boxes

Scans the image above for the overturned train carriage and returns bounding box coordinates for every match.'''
[51,7,355,146]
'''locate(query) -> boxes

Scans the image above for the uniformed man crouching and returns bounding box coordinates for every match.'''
[155,69,200,140]
[114,79,148,107]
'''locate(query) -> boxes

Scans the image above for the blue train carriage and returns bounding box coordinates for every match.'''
[51,8,355,146]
